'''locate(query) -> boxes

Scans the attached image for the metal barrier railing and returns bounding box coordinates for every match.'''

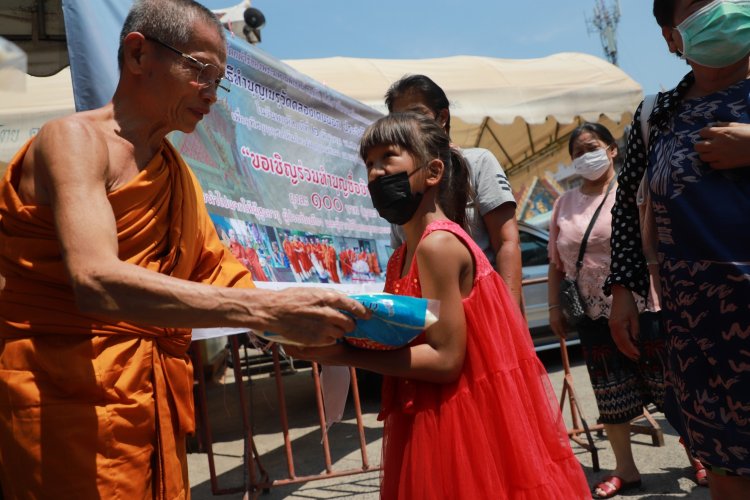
[191,337,378,498]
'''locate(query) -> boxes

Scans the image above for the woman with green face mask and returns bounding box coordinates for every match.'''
[605,1,750,498]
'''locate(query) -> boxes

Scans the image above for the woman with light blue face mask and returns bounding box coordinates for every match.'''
[606,1,750,498]
[550,123,676,499]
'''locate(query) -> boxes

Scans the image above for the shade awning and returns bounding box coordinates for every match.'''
[284,52,642,177]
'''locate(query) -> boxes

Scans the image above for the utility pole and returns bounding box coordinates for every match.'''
[586,0,620,66]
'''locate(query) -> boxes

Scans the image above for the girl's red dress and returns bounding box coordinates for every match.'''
[379,220,589,499]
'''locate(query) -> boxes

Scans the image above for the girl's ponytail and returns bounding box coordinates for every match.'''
[440,148,472,231]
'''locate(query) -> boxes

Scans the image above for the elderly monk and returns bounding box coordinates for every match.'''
[0,1,368,498]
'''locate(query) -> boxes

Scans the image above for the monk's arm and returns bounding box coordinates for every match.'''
[32,119,367,344]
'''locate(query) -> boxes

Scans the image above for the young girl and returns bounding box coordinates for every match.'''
[286,113,590,499]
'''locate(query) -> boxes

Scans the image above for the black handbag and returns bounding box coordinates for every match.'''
[560,277,586,326]
[559,179,616,326]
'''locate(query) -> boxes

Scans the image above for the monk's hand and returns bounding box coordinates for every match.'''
[696,122,750,170]
[608,285,641,361]
[259,288,370,346]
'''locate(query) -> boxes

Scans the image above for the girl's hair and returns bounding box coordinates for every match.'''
[360,112,472,229]
[653,0,676,27]
[384,75,452,135]
[568,122,617,155]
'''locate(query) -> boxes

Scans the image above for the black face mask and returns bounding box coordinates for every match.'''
[368,171,423,225]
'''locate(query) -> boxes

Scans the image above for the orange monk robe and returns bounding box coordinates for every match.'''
[295,240,313,272]
[304,242,316,272]
[229,240,250,267]
[245,247,269,282]
[369,251,382,275]
[313,243,326,267]
[340,249,352,278]
[325,245,340,283]
[0,140,254,499]
[282,239,301,274]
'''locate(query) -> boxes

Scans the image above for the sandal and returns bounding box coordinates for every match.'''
[680,437,708,487]
[592,475,642,499]
[691,459,709,487]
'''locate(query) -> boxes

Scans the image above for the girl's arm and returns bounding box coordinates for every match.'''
[286,230,472,384]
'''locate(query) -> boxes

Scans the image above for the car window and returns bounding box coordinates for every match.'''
[520,231,549,267]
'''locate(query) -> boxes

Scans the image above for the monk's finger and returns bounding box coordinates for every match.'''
[308,290,371,320]
[316,311,356,336]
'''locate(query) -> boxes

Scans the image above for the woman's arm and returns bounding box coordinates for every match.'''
[546,198,568,339]
[287,230,472,384]
[605,101,652,359]
[547,263,568,340]
[603,101,650,299]
[485,204,523,308]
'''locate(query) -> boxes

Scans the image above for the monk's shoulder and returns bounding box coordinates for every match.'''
[32,111,110,174]
[21,112,110,204]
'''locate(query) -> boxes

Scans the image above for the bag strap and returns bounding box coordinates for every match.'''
[636,94,657,206]
[640,93,657,150]
[575,178,616,275]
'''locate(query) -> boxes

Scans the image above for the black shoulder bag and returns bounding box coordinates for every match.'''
[559,179,616,326]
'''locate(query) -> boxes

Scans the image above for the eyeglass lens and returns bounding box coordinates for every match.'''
[197,65,228,92]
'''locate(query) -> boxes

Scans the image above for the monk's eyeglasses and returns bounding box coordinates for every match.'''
[145,36,230,93]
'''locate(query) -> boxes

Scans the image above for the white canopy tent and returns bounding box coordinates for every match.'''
[0,51,643,190]
[0,66,74,168]
[284,52,643,183]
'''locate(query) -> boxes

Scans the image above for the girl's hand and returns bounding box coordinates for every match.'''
[549,307,568,340]
[284,342,351,365]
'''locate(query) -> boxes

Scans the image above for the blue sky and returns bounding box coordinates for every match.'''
[201,0,688,96]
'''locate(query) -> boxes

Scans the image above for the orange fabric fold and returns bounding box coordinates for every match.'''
[0,139,253,499]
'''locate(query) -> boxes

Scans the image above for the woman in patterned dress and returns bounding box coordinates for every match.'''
[606,1,750,497]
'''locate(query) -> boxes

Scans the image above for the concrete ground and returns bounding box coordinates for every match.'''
[187,345,711,500]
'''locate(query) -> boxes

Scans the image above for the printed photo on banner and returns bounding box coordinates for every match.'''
[210,213,385,285]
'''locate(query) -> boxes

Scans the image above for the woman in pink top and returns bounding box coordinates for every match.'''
[547,123,667,498]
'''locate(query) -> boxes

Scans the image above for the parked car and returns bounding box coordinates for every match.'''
[518,220,578,350]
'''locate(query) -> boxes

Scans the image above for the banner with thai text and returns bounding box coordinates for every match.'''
[62,1,389,289]
[171,37,388,286]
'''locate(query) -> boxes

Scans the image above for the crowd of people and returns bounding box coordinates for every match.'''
[0,0,748,499]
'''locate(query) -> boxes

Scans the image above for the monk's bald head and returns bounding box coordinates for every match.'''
[117,0,225,70]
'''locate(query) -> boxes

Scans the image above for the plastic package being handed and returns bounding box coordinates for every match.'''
[344,293,440,350]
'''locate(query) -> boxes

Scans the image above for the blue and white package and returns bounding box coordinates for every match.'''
[344,293,440,350]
